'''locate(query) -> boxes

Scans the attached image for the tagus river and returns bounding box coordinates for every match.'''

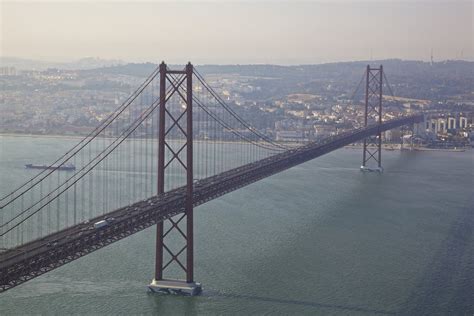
[0,135,473,315]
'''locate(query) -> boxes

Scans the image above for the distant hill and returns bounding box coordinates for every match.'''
[2,58,472,101]
[79,59,473,102]
[0,57,125,70]
[78,59,474,81]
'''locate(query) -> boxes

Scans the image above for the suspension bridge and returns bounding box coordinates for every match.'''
[0,63,423,294]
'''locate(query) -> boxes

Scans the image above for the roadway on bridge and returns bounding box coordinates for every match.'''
[0,114,423,292]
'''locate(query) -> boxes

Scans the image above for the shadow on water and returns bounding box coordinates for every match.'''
[145,289,395,315]
[399,196,474,315]
[147,291,199,315]
[202,290,396,315]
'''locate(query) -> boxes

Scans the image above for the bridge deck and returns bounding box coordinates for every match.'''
[0,114,423,292]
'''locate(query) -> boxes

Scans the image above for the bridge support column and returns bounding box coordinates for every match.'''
[149,62,201,296]
[361,65,384,173]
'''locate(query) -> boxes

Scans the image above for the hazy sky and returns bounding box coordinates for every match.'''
[1,0,472,64]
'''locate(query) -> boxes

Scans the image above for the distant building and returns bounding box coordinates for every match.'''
[429,119,438,134]
[448,117,456,130]
[384,129,402,142]
[414,120,426,136]
[0,67,17,76]
[459,117,468,129]
[425,115,469,134]
[276,131,304,142]
[438,118,446,134]
[314,125,337,138]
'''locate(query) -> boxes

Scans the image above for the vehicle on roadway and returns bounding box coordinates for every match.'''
[93,220,109,229]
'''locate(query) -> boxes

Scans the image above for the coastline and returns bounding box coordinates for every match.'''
[0,132,298,147]
[0,132,86,140]
[344,144,471,152]
[1,133,470,152]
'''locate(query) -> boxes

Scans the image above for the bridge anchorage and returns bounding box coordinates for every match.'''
[148,62,201,295]
[361,65,385,173]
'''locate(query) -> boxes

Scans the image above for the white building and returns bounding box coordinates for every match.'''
[460,117,468,129]
[448,117,456,130]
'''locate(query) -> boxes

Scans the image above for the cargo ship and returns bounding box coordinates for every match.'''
[25,162,76,171]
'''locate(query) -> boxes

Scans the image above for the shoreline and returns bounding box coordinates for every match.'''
[1,133,470,152]
[344,144,470,152]
[0,132,298,147]
[0,132,87,140]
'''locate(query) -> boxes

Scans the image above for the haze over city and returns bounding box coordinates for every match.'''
[1,0,473,64]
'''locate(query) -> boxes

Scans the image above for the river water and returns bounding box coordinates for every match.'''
[0,135,473,315]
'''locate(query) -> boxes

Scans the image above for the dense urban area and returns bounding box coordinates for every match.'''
[1,58,473,150]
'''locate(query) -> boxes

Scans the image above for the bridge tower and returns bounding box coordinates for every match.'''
[148,62,201,295]
[361,65,384,172]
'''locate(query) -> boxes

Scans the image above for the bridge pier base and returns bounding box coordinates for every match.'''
[360,165,383,173]
[148,279,202,296]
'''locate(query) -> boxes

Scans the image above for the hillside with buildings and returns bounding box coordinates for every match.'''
[1,59,472,147]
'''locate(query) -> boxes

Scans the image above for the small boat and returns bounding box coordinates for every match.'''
[25,162,76,171]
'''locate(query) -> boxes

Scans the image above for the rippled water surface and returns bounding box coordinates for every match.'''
[0,135,473,315]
